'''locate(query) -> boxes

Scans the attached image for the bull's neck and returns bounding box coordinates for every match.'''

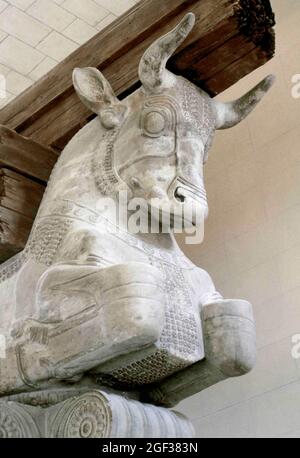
[94,192,180,252]
[34,118,181,253]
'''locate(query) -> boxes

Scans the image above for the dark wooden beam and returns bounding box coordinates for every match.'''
[0,168,45,262]
[0,125,58,183]
[0,127,56,261]
[0,0,275,152]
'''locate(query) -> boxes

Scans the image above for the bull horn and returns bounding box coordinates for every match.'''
[214,74,276,129]
[139,13,195,93]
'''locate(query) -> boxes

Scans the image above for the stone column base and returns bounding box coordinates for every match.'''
[0,390,194,438]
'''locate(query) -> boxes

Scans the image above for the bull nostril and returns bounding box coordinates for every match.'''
[174,188,185,203]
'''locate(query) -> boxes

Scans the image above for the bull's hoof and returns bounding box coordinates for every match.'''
[201,299,256,377]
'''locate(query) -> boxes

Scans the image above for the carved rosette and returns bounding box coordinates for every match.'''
[0,409,20,438]
[0,391,194,438]
[49,392,112,438]
[0,402,40,438]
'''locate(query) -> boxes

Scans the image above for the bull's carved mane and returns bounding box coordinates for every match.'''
[92,128,121,196]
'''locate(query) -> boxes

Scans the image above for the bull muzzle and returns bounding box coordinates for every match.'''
[168,177,208,225]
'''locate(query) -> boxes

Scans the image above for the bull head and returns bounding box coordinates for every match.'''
[73,13,275,229]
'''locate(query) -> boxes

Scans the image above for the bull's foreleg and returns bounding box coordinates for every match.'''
[0,261,165,396]
[145,267,256,407]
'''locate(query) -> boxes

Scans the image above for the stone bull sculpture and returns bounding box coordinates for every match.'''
[0,13,274,408]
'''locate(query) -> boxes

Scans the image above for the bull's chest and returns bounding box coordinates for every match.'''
[26,201,205,388]
[97,238,205,389]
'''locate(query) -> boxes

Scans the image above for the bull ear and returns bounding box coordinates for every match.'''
[73,67,126,129]
[214,74,276,129]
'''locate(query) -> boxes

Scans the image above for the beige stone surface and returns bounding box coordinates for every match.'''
[94,0,136,16]
[61,0,108,26]
[36,31,78,61]
[95,13,116,32]
[0,0,138,107]
[0,62,10,75]
[0,36,44,73]
[5,70,33,95]
[0,0,7,13]
[176,0,300,438]
[0,6,50,46]
[0,28,7,41]
[6,0,35,10]
[28,0,75,32]
[63,18,98,44]
[29,56,57,81]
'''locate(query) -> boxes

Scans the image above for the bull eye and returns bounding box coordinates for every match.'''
[143,111,166,136]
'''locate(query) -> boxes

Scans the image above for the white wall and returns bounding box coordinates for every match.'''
[177,0,300,438]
